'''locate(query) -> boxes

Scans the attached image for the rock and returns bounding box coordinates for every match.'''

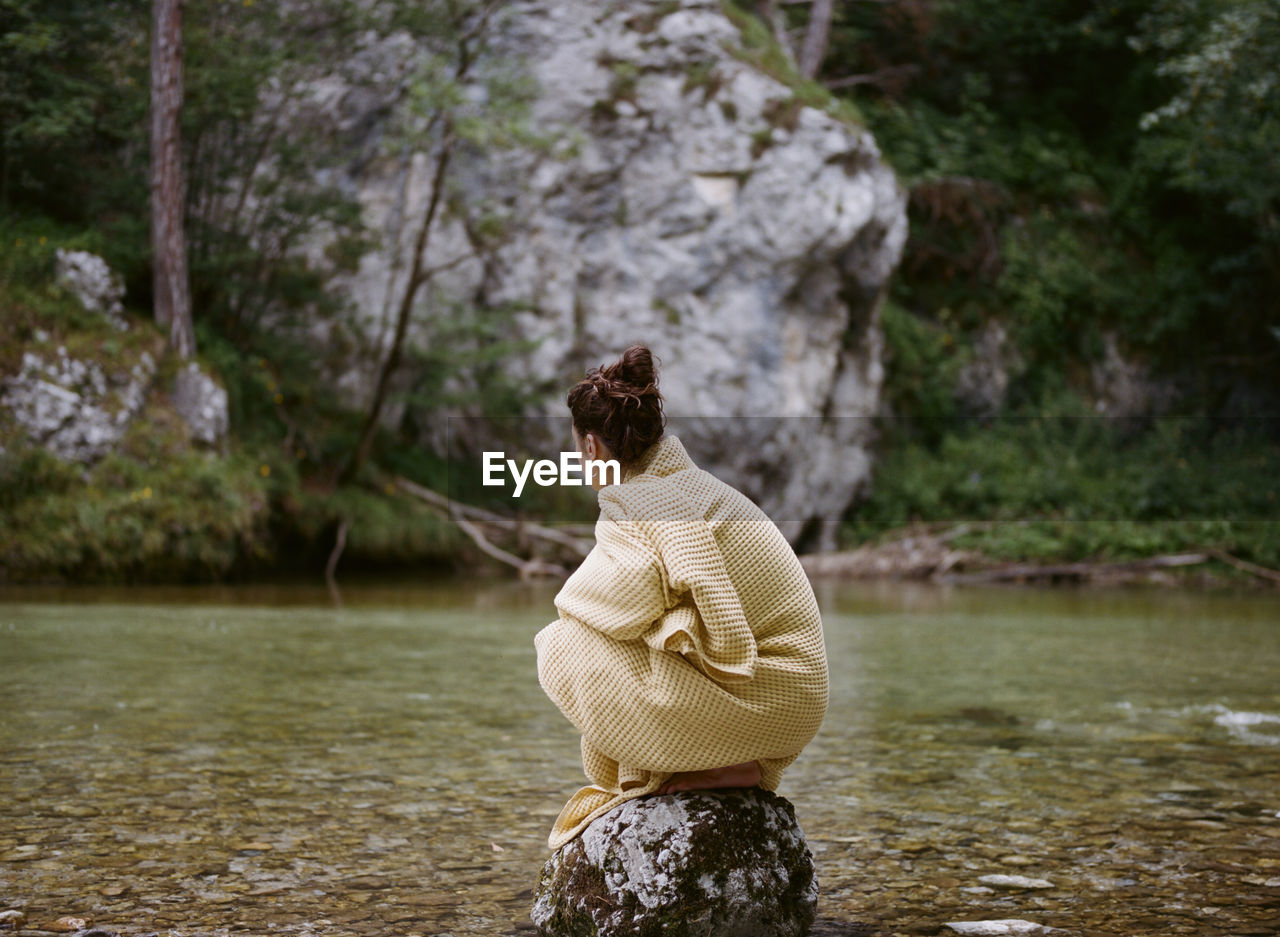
[944,922,1051,936]
[531,788,817,937]
[45,916,88,933]
[954,320,1020,418]
[0,347,156,462]
[0,910,25,931]
[1089,331,1175,421]
[978,874,1054,890]
[55,249,129,331]
[266,0,908,549]
[171,362,230,447]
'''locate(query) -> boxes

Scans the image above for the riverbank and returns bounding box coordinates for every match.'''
[806,523,1280,591]
[3,235,1276,591]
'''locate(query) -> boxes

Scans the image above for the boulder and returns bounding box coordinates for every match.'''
[54,249,129,332]
[954,319,1020,418]
[0,346,156,462]
[1089,331,1176,421]
[171,361,230,448]
[265,0,908,548]
[531,788,818,937]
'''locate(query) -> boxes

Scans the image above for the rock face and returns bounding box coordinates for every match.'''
[1089,331,1175,420]
[531,789,818,937]
[0,252,177,463]
[171,361,230,448]
[954,320,1020,419]
[306,0,907,548]
[55,249,129,332]
[1,243,228,459]
[0,345,156,463]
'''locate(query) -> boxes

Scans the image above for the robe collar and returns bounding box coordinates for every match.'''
[620,434,694,483]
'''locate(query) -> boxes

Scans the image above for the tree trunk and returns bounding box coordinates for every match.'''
[799,0,834,79]
[337,2,499,487]
[151,0,196,359]
[339,130,456,486]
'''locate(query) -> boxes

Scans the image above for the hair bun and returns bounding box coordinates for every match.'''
[601,344,658,394]
[567,344,666,466]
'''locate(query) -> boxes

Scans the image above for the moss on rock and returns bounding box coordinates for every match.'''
[531,788,818,937]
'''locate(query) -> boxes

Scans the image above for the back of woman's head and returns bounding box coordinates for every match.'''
[567,344,665,467]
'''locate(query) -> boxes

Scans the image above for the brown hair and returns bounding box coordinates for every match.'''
[567,344,665,467]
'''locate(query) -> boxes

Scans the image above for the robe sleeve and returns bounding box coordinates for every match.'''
[640,512,758,685]
[584,483,759,685]
[549,482,759,685]
[550,498,670,642]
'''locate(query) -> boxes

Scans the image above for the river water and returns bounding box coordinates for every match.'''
[2,579,1278,936]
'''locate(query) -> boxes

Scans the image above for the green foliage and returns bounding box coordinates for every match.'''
[178,0,376,345]
[879,301,961,437]
[0,216,109,333]
[288,482,463,564]
[6,0,1277,581]
[943,519,1280,572]
[847,399,1280,567]
[0,0,146,216]
[719,1,862,126]
[822,0,1279,439]
[1132,1,1280,238]
[867,93,1099,200]
[0,444,273,583]
[1,1,561,582]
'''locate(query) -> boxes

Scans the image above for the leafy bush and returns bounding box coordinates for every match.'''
[846,392,1280,565]
[0,445,273,583]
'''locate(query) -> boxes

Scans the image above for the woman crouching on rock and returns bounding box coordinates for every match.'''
[534,344,830,850]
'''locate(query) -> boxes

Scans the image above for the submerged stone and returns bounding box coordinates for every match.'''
[944,922,1051,936]
[978,874,1055,890]
[531,788,818,937]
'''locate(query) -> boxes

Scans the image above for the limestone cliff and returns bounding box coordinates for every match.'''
[320,0,909,547]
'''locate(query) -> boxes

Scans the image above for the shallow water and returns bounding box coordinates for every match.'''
[1,579,1278,936]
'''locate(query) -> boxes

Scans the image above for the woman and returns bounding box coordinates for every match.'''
[534,344,829,850]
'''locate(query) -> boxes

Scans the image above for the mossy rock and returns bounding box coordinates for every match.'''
[531,788,817,936]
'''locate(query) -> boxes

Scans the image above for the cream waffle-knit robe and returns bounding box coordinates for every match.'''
[534,434,829,850]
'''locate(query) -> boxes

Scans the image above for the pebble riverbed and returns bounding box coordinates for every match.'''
[2,579,1277,936]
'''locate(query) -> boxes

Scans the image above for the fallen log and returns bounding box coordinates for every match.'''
[392,475,592,578]
[393,475,593,556]
[934,552,1208,585]
[1203,547,1280,585]
[453,516,568,580]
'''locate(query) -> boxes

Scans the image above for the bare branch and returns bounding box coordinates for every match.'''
[1205,547,1280,585]
[454,516,567,579]
[325,516,349,590]
[824,63,921,90]
[394,475,593,556]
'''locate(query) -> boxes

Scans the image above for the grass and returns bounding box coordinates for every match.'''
[843,402,1280,570]
[718,0,863,128]
[0,444,274,583]
[0,214,469,584]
